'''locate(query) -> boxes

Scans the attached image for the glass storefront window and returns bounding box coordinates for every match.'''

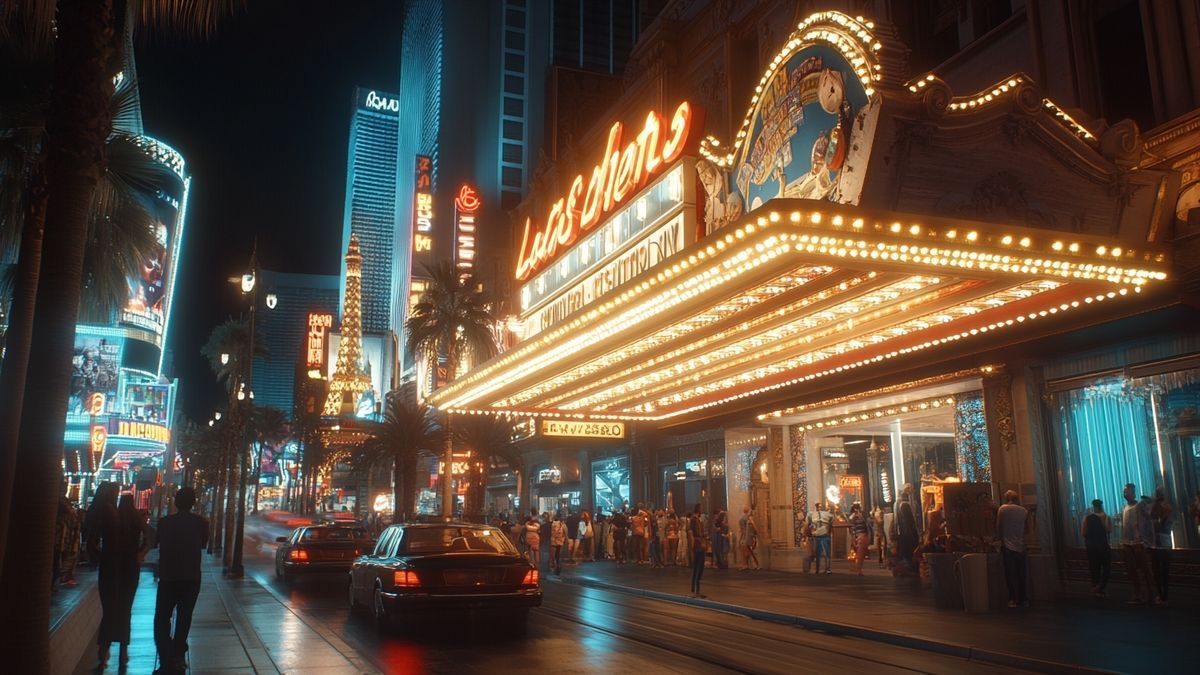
[902,435,958,489]
[592,456,630,515]
[1050,368,1200,549]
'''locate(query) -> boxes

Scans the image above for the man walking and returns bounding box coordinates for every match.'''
[806,503,833,574]
[996,490,1029,608]
[153,487,209,674]
[1121,483,1155,605]
[1080,499,1112,596]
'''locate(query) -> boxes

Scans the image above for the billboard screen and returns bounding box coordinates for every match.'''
[120,194,177,342]
[122,382,171,424]
[69,335,123,415]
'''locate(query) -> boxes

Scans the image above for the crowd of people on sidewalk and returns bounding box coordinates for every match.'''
[495,501,763,598]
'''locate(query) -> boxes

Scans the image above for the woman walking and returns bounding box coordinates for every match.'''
[849,503,870,575]
[688,504,707,598]
[92,492,150,668]
[524,516,542,569]
[549,513,567,575]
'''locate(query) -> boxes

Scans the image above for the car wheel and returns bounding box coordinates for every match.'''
[274,562,282,580]
[372,585,391,632]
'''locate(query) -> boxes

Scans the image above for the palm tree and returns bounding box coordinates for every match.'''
[0,33,169,571]
[247,406,288,512]
[454,414,522,519]
[354,384,439,521]
[405,261,497,518]
[0,3,239,667]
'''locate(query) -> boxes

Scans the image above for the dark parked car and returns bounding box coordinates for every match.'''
[275,525,373,582]
[348,523,541,628]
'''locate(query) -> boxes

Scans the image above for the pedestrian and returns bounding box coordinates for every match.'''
[611,509,629,563]
[579,510,593,561]
[55,488,81,589]
[666,512,680,566]
[550,513,567,575]
[83,482,117,569]
[92,492,150,668]
[688,504,707,598]
[630,507,647,564]
[565,510,580,563]
[872,506,886,566]
[1080,499,1112,596]
[892,487,919,574]
[996,490,1029,608]
[707,510,726,569]
[806,502,834,574]
[1150,487,1174,605]
[738,507,760,571]
[153,487,209,674]
[524,516,542,569]
[1120,483,1155,605]
[849,503,870,576]
[649,510,664,568]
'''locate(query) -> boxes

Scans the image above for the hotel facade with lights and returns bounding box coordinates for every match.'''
[430,3,1200,575]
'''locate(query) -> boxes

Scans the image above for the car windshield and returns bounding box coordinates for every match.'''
[301,527,366,542]
[398,527,517,555]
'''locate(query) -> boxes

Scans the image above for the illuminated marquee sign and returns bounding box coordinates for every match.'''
[540,419,626,439]
[109,419,171,444]
[306,312,334,368]
[524,212,687,337]
[86,392,106,416]
[453,184,480,276]
[515,101,699,281]
[90,425,108,469]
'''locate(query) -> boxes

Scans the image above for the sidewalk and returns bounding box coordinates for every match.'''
[555,556,1190,674]
[72,555,374,674]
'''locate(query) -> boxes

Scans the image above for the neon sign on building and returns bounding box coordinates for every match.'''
[306,312,334,369]
[515,101,698,281]
[453,184,480,276]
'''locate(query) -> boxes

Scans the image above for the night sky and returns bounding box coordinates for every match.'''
[134,1,405,422]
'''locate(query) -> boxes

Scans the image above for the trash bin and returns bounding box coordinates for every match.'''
[957,553,990,613]
[928,552,964,609]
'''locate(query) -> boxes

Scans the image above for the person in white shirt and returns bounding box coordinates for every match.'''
[996,490,1029,608]
[1120,483,1156,605]
[806,503,834,574]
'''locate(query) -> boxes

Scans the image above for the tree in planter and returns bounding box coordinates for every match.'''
[405,261,497,518]
[352,384,439,524]
[0,3,239,667]
[454,414,521,520]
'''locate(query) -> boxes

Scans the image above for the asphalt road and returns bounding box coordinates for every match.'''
[244,518,1023,674]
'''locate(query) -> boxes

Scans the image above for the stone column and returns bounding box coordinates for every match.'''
[982,367,1018,493]
[789,425,808,548]
[767,426,792,546]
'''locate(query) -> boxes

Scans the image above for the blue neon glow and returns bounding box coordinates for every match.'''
[157,175,189,376]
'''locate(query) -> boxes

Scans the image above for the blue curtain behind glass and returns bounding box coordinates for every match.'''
[1056,387,1158,545]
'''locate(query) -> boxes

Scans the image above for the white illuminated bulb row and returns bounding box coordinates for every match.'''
[758,367,988,420]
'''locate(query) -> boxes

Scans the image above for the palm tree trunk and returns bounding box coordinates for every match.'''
[209,442,226,554]
[442,412,455,518]
[0,1,117,668]
[0,169,47,574]
[392,456,403,522]
[222,433,238,566]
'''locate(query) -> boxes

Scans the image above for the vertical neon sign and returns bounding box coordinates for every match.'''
[453,184,480,277]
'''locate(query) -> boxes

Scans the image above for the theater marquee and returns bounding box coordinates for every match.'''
[540,419,626,439]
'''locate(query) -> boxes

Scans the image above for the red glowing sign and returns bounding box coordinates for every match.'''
[454,184,480,276]
[306,312,334,368]
[515,101,697,281]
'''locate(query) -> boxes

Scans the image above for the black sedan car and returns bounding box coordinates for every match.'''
[275,524,373,583]
[348,523,541,628]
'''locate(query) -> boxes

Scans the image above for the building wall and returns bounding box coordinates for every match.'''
[253,270,340,415]
[341,88,401,335]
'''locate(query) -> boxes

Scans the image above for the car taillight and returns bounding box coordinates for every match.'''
[521,568,539,587]
[393,570,421,587]
[289,548,308,561]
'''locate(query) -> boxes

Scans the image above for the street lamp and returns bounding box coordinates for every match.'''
[220,353,229,365]
[265,293,278,309]
[214,411,222,420]
[241,272,256,294]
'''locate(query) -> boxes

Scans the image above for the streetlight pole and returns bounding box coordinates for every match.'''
[230,248,258,578]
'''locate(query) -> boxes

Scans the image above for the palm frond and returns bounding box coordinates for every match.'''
[0,0,55,67]
[133,0,243,39]
[78,176,158,323]
[106,133,175,195]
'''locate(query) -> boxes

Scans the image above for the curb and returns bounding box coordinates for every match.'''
[556,574,1117,675]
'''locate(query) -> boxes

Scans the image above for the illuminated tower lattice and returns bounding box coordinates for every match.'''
[323,234,374,416]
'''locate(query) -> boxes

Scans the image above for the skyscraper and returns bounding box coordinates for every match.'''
[252,269,340,415]
[341,87,401,335]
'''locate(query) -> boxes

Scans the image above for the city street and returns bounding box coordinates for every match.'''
[71,516,1022,674]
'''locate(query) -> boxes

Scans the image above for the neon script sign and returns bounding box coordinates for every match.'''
[515,101,697,281]
[362,90,399,113]
[454,184,480,276]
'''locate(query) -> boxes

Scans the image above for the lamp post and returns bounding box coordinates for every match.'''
[230,249,260,578]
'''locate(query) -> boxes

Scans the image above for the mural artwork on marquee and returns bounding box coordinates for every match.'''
[734,45,879,212]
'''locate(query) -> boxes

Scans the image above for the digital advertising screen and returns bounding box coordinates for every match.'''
[69,334,123,415]
[122,382,172,424]
[121,195,176,341]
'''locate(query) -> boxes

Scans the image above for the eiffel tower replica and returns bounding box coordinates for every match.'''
[324,234,374,416]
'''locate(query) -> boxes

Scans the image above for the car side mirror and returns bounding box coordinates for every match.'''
[276,536,288,543]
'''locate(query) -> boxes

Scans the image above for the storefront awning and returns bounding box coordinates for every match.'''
[430,199,1169,423]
